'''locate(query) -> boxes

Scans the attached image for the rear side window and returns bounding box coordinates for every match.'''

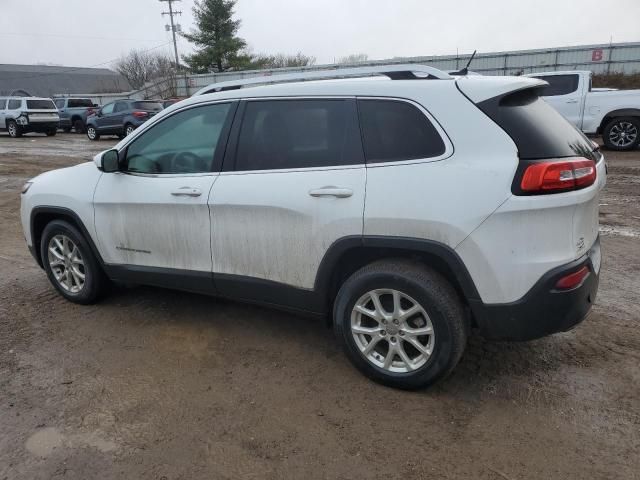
[532,75,579,96]
[68,99,93,108]
[26,99,56,109]
[8,99,21,109]
[235,99,363,171]
[0,99,6,109]
[114,102,128,112]
[477,88,596,161]
[133,101,163,112]
[358,100,445,163]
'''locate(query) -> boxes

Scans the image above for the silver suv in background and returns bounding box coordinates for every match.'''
[0,96,59,137]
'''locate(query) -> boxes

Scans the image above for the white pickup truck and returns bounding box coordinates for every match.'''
[528,71,640,151]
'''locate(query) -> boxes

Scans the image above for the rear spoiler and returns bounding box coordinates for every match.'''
[456,76,547,103]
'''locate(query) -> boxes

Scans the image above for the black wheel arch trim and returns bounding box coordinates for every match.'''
[30,206,105,269]
[600,109,640,130]
[313,235,483,305]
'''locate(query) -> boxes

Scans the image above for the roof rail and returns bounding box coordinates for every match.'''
[195,64,452,95]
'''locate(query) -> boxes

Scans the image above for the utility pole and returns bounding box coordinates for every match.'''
[160,0,182,69]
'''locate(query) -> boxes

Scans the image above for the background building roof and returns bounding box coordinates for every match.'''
[0,64,131,97]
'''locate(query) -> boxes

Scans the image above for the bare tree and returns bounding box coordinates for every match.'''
[338,53,369,64]
[114,50,179,98]
[248,52,316,69]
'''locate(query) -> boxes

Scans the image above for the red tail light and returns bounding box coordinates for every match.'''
[132,111,149,119]
[520,158,596,194]
[555,266,590,290]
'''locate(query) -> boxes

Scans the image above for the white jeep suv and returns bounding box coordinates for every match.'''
[20,66,605,389]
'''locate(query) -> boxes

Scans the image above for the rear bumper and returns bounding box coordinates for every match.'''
[471,237,600,341]
[22,122,59,132]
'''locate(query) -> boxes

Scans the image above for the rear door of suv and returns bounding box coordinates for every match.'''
[209,98,366,306]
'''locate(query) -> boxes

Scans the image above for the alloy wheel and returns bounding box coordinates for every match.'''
[350,289,435,373]
[609,121,638,148]
[87,127,96,140]
[125,125,134,136]
[47,234,85,293]
[8,123,17,137]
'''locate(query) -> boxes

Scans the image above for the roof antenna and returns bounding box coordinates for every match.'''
[453,50,476,76]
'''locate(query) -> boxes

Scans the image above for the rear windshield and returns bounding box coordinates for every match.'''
[133,101,163,111]
[68,98,94,108]
[26,99,56,110]
[477,88,596,160]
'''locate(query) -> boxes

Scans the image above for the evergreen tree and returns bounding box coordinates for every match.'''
[182,0,248,73]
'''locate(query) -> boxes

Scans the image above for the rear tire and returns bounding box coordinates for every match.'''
[46,129,57,137]
[7,120,22,138]
[63,127,72,133]
[40,220,108,304]
[86,125,100,141]
[73,119,85,133]
[124,123,135,136]
[603,117,640,151]
[334,259,468,390]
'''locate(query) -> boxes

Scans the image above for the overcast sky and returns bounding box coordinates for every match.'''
[1,0,638,68]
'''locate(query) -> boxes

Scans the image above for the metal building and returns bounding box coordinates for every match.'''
[175,41,640,96]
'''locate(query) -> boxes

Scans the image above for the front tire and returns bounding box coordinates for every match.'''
[7,120,22,138]
[334,260,468,389]
[603,117,640,151]
[40,220,107,304]
[46,129,57,137]
[86,125,100,141]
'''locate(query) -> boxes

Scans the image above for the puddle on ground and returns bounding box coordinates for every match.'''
[25,427,117,458]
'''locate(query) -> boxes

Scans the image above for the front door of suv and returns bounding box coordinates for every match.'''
[94,101,236,283]
[210,98,366,301]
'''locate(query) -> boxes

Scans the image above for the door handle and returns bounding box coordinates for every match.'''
[308,187,353,198]
[566,99,579,104]
[171,187,202,197]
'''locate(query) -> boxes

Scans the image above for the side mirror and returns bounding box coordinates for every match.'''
[93,103,99,107]
[95,149,120,172]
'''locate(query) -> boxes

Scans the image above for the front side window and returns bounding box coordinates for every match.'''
[125,102,233,174]
[533,75,580,96]
[358,99,446,163]
[235,99,363,171]
[8,99,21,110]
[101,103,115,115]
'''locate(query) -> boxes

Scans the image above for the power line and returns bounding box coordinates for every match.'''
[0,32,167,43]
[3,41,174,83]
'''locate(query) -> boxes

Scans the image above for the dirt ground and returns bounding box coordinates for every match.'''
[1,132,638,480]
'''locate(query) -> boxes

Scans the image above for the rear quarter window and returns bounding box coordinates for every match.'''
[8,99,21,109]
[357,99,445,163]
[477,87,596,160]
[26,99,56,109]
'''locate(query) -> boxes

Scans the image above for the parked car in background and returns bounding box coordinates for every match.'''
[0,96,59,137]
[528,71,640,150]
[85,99,163,140]
[53,97,98,133]
[161,98,184,109]
[20,66,605,389]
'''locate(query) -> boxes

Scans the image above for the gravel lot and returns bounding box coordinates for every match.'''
[1,132,639,480]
